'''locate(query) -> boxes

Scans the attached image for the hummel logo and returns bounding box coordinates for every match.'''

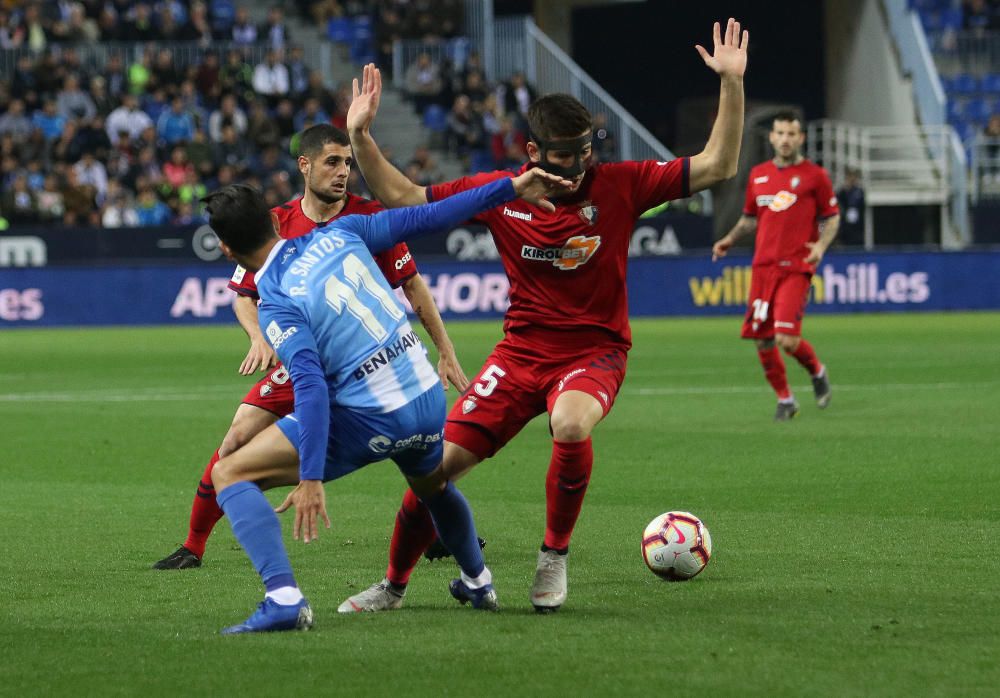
[503,206,532,221]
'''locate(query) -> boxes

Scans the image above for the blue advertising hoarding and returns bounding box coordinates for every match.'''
[1,251,998,327]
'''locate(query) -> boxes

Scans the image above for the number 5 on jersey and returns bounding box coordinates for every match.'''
[474,364,507,397]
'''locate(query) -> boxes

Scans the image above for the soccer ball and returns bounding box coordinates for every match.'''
[641,511,712,580]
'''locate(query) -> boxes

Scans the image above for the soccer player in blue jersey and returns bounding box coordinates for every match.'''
[201,168,569,633]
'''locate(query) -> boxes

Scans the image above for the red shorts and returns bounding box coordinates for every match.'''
[242,363,295,416]
[741,267,812,340]
[445,329,628,460]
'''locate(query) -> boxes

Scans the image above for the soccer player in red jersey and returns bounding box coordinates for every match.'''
[153,124,469,569]
[338,18,749,613]
[712,111,840,421]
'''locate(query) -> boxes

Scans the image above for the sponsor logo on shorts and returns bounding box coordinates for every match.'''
[368,432,442,455]
[266,320,298,349]
[775,321,796,329]
[521,235,601,271]
[260,383,273,398]
[558,368,587,392]
[368,435,393,454]
[462,397,477,414]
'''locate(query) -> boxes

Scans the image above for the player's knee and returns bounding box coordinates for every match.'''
[211,456,236,490]
[756,338,776,351]
[550,413,592,442]
[776,334,800,353]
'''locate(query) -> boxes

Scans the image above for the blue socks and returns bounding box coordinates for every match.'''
[421,482,486,579]
[217,481,297,592]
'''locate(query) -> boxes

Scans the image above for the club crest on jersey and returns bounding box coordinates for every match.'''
[462,397,477,414]
[578,201,599,226]
[767,190,798,212]
[790,176,800,189]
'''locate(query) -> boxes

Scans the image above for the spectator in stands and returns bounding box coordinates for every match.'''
[836,168,866,246]
[178,1,213,45]
[36,174,66,222]
[0,8,26,49]
[220,48,255,102]
[134,185,171,226]
[51,120,85,164]
[209,0,237,39]
[287,46,311,98]
[32,99,67,141]
[21,4,49,53]
[54,3,100,43]
[127,146,163,190]
[405,52,444,116]
[61,166,97,225]
[591,113,616,162]
[1,173,38,224]
[273,98,297,138]
[177,168,208,209]
[128,47,154,96]
[962,0,1000,32]
[178,80,208,130]
[73,151,109,205]
[497,71,535,124]
[56,74,97,122]
[231,6,257,43]
[0,99,33,139]
[104,54,128,99]
[163,145,195,189]
[983,114,1000,179]
[11,55,39,104]
[208,93,248,142]
[88,76,117,118]
[195,52,221,97]
[213,123,251,169]
[446,94,484,157]
[252,50,290,103]
[461,70,489,105]
[157,96,196,147]
[142,87,170,124]
[101,180,140,228]
[106,93,154,145]
[152,49,182,96]
[261,6,289,49]
[245,100,279,150]
[123,3,160,43]
[76,115,113,161]
[491,114,527,170]
[294,97,330,133]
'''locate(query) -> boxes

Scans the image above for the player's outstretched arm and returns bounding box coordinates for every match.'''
[712,214,757,261]
[347,63,428,208]
[689,18,748,193]
[233,294,278,374]
[402,274,469,391]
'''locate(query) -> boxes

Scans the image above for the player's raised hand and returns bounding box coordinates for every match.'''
[712,236,733,261]
[696,18,748,79]
[511,169,574,212]
[275,480,331,544]
[347,63,382,134]
[239,337,278,375]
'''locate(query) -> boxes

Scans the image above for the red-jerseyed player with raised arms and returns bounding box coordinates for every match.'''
[338,18,748,613]
[713,110,840,421]
[153,124,469,569]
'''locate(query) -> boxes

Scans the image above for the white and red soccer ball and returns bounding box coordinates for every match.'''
[641,511,712,580]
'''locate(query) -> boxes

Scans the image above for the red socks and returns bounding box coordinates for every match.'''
[788,338,822,377]
[543,438,594,551]
[182,449,225,558]
[757,346,791,400]
[386,488,437,586]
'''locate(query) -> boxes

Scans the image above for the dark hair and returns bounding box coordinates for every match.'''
[772,110,803,128]
[297,123,351,159]
[527,94,592,141]
[201,184,275,255]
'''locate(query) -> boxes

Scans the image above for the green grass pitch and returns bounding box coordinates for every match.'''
[2,312,998,696]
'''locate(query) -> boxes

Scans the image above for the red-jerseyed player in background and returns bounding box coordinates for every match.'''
[153,124,470,569]
[712,110,840,421]
[337,17,748,614]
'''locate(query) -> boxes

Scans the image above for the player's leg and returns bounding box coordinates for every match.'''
[211,422,312,634]
[773,274,830,408]
[743,268,795,418]
[530,351,624,612]
[154,367,291,569]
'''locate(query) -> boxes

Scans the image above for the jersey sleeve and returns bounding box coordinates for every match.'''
[258,297,319,370]
[373,242,417,288]
[815,168,840,219]
[742,174,759,217]
[228,264,260,300]
[425,171,511,225]
[628,158,690,214]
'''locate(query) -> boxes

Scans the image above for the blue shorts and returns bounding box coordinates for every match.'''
[276,386,446,482]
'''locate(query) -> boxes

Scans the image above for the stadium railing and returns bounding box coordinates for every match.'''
[808,119,969,248]
[970,135,1000,203]
[883,0,947,127]
[391,13,712,214]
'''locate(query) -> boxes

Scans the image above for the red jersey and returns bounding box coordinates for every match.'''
[428,158,689,348]
[742,159,839,274]
[228,193,418,299]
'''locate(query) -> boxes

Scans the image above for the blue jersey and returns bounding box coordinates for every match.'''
[254,175,518,480]
[257,221,439,413]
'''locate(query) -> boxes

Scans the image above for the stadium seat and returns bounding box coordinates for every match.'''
[940,8,963,30]
[422,104,448,148]
[470,149,496,173]
[947,99,966,122]
[327,17,352,43]
[950,73,979,95]
[980,74,1000,95]
[966,98,992,124]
